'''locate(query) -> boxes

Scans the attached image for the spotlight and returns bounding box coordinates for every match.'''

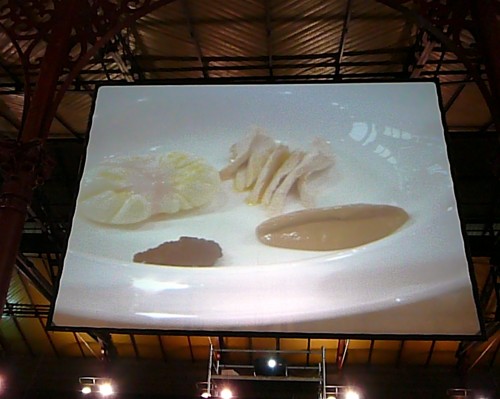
[254,357,287,376]
[220,387,233,399]
[326,385,361,399]
[81,386,92,395]
[98,382,114,397]
[79,377,115,397]
[345,390,360,399]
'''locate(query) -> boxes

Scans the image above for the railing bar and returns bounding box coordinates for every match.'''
[217,364,319,370]
[211,375,321,382]
[215,348,323,354]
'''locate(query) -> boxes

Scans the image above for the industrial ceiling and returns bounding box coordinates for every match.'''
[0,0,499,398]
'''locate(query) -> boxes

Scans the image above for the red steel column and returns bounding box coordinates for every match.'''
[0,0,79,313]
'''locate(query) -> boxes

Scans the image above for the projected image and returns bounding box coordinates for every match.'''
[52,82,481,336]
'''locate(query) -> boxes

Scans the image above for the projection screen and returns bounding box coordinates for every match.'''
[51,82,482,337]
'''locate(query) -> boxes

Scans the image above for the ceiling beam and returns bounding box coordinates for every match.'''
[410,32,434,78]
[138,13,407,29]
[181,0,208,79]
[433,49,446,78]
[74,65,481,79]
[336,339,348,370]
[130,334,140,359]
[73,332,87,358]
[395,340,405,367]
[110,47,135,83]
[264,0,273,78]
[53,112,85,141]
[2,303,50,317]
[75,332,100,359]
[334,0,353,80]
[118,31,145,81]
[487,338,500,369]
[129,25,148,81]
[443,76,472,112]
[478,262,499,316]
[158,335,168,362]
[376,0,496,136]
[367,339,375,365]
[89,332,118,360]
[123,46,414,63]
[187,335,195,362]
[37,254,57,284]
[457,322,500,374]
[15,254,53,301]
[403,26,423,76]
[77,57,480,75]
[425,340,436,367]
[466,333,500,373]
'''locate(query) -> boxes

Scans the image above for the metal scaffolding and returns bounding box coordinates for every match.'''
[200,344,327,399]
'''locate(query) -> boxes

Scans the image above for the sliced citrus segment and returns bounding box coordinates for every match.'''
[79,151,220,225]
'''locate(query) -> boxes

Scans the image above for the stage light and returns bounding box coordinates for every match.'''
[254,357,287,376]
[98,382,114,396]
[326,385,361,399]
[81,386,92,394]
[79,377,115,397]
[345,389,360,399]
[220,387,233,399]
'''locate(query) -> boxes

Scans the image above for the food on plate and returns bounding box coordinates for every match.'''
[79,151,221,225]
[256,204,409,251]
[133,236,222,266]
[260,150,304,206]
[219,128,276,182]
[220,129,334,212]
[246,144,290,205]
[294,137,336,209]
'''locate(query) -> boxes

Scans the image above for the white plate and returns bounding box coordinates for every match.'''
[53,83,481,336]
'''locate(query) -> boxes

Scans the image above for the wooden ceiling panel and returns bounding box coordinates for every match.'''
[445,83,492,129]
[370,340,402,365]
[399,340,434,366]
[429,341,461,365]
